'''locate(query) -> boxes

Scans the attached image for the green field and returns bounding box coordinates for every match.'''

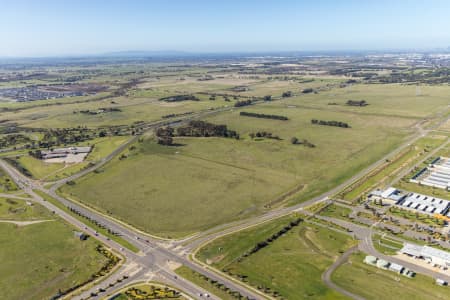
[59,101,414,237]
[318,203,352,220]
[331,252,449,300]
[0,197,51,220]
[34,190,139,253]
[196,215,356,299]
[0,168,18,193]
[0,200,110,300]
[282,83,450,118]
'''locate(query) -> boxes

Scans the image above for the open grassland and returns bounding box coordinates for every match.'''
[331,251,449,300]
[34,190,139,252]
[10,136,129,181]
[60,103,414,237]
[282,83,450,119]
[0,168,18,193]
[212,77,344,97]
[0,197,51,220]
[197,215,356,300]
[318,203,352,221]
[0,208,109,300]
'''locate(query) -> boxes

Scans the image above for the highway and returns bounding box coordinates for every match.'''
[1,107,449,300]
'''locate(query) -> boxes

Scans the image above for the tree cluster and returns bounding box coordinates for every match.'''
[28,150,43,159]
[240,111,288,120]
[249,131,280,140]
[291,137,315,147]
[282,91,292,97]
[155,127,174,146]
[177,121,239,139]
[161,111,194,119]
[77,107,121,115]
[346,99,368,106]
[311,119,350,128]
[0,133,31,148]
[234,99,252,107]
[302,88,314,93]
[159,94,199,102]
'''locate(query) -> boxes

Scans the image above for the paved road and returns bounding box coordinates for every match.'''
[321,245,365,300]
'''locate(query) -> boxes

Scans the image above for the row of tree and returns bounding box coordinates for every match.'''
[240,111,288,120]
[249,131,281,140]
[159,94,199,102]
[234,99,253,107]
[346,99,368,106]
[291,137,315,147]
[241,218,303,258]
[311,119,350,128]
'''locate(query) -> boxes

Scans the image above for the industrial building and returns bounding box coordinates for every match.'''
[397,192,450,217]
[363,255,411,276]
[400,243,450,269]
[368,187,405,204]
[368,187,450,218]
[410,157,450,191]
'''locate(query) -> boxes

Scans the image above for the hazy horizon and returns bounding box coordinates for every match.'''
[1,0,450,57]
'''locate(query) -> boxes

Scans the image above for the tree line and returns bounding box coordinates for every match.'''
[291,137,315,147]
[249,131,281,140]
[240,218,302,259]
[159,94,199,102]
[311,119,350,128]
[346,99,368,106]
[234,99,253,107]
[240,111,288,120]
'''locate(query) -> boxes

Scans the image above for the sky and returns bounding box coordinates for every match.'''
[1,0,450,57]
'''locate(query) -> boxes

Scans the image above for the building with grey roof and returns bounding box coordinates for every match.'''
[400,243,450,268]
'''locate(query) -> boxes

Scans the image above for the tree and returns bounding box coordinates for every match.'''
[282,91,292,97]
[263,95,272,101]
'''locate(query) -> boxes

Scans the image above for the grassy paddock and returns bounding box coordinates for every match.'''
[0,215,109,299]
[0,168,18,193]
[197,215,356,300]
[0,197,51,220]
[34,190,139,252]
[60,103,413,237]
[331,251,449,300]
